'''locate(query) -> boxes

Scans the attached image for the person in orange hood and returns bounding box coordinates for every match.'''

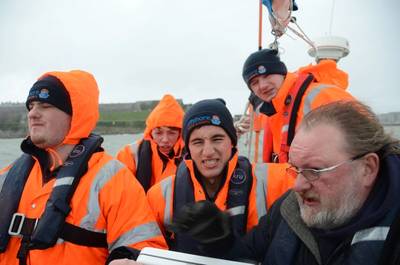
[117,94,185,191]
[0,70,167,265]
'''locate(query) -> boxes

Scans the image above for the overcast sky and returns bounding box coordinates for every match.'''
[0,0,399,115]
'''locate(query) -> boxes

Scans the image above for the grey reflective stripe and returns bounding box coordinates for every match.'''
[227,205,246,216]
[351,226,390,245]
[160,176,173,225]
[254,163,268,219]
[281,124,289,134]
[257,130,265,162]
[129,142,139,165]
[303,84,336,116]
[54,176,74,187]
[0,169,9,191]
[255,102,263,114]
[109,221,162,251]
[80,159,125,231]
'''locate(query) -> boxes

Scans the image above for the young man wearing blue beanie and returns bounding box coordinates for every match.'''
[239,48,354,164]
[147,98,268,256]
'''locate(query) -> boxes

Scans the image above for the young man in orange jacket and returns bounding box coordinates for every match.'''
[146,98,268,255]
[235,49,355,207]
[240,49,355,163]
[0,70,167,265]
[117,94,185,191]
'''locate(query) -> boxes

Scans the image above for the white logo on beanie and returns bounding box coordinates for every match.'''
[257,65,266,74]
[211,115,221,125]
[38,88,50,99]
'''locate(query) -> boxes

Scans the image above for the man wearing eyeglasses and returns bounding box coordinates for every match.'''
[168,100,400,265]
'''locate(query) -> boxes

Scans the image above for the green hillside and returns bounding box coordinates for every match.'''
[0,101,189,138]
[100,110,150,121]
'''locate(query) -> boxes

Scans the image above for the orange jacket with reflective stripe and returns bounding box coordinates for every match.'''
[0,152,167,265]
[146,153,268,237]
[0,70,167,265]
[253,162,296,208]
[263,60,354,162]
[251,61,354,207]
[117,94,184,187]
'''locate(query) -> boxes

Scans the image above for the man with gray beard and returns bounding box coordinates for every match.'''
[169,100,400,265]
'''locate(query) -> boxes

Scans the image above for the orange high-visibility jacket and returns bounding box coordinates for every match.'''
[263,60,354,162]
[253,162,296,208]
[146,153,268,238]
[0,70,167,265]
[117,94,185,188]
[244,60,355,207]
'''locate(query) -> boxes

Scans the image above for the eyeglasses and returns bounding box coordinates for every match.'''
[286,153,367,182]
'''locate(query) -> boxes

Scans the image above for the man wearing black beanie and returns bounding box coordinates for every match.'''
[238,48,354,165]
[0,70,167,265]
[147,98,268,257]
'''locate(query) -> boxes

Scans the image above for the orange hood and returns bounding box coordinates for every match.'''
[297,59,348,90]
[143,94,185,153]
[40,70,99,145]
[143,94,185,138]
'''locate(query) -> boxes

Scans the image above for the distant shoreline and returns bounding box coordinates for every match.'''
[1,102,400,139]
[0,129,141,139]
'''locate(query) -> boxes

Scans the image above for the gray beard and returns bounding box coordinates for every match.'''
[297,186,365,230]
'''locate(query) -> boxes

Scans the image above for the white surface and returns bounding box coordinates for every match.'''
[308,36,350,62]
[137,247,253,265]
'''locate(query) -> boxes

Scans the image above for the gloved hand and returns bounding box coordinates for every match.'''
[166,200,231,244]
[234,115,251,138]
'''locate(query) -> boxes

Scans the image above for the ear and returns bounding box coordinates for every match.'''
[360,153,380,187]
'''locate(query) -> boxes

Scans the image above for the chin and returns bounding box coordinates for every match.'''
[30,136,44,145]
[259,95,274,102]
[200,167,223,179]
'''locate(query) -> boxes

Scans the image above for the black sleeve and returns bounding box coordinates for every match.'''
[199,213,272,263]
[200,191,288,263]
[105,246,140,264]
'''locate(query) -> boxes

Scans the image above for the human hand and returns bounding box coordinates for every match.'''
[234,115,251,138]
[166,200,231,244]
[109,258,141,265]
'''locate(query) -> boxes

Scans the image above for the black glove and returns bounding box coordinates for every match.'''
[167,200,231,244]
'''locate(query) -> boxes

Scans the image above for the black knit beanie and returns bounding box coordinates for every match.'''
[242,49,287,88]
[26,75,72,115]
[183,98,237,147]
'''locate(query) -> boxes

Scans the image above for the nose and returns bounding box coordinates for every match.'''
[258,76,270,88]
[158,132,168,142]
[27,105,40,119]
[202,141,215,156]
[292,173,312,193]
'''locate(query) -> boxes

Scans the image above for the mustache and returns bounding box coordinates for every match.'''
[295,191,320,201]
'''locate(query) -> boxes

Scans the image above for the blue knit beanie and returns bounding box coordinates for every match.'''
[26,76,72,115]
[183,98,237,147]
[242,49,287,88]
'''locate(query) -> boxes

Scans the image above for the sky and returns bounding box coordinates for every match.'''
[0,0,399,115]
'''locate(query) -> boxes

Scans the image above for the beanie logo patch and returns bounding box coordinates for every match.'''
[211,115,221,125]
[187,114,221,131]
[38,88,50,99]
[27,88,50,101]
[257,65,267,74]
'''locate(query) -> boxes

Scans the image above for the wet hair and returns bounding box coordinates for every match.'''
[299,100,400,158]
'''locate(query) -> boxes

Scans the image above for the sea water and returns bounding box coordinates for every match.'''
[0,134,141,168]
[1,126,400,169]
